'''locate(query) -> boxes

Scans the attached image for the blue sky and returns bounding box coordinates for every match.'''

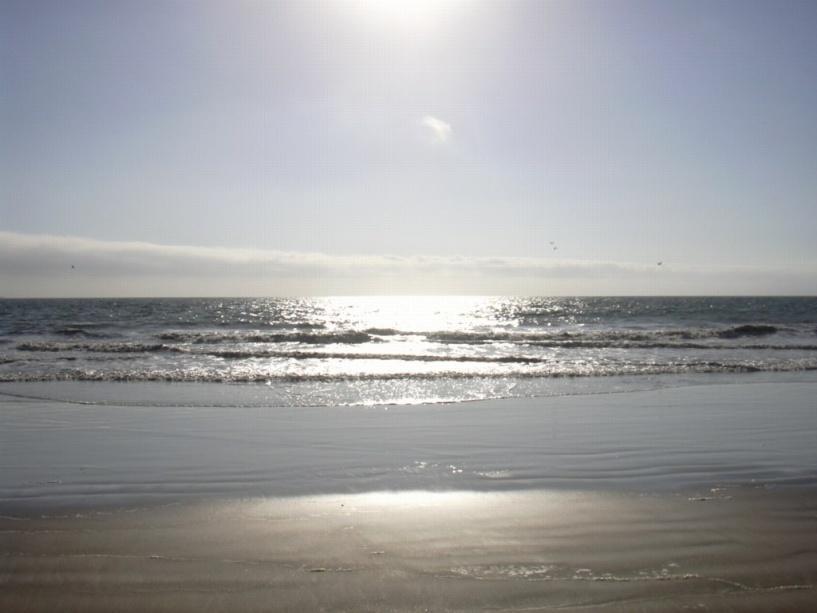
[2,0,816,296]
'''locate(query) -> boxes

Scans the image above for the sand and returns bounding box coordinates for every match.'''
[1,379,816,610]
[2,488,816,611]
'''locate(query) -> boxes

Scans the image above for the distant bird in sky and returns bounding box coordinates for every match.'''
[657,261,663,266]
[553,246,558,251]
[71,265,75,269]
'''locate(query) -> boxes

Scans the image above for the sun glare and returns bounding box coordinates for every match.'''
[348,0,466,31]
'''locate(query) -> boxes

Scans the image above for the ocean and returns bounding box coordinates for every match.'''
[1,296,816,406]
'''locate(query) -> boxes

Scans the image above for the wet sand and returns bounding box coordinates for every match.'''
[2,488,816,612]
[1,379,816,610]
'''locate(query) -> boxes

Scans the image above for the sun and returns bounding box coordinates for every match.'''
[348,0,466,32]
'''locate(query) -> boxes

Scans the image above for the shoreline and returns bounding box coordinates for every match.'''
[2,378,816,610]
[2,369,817,408]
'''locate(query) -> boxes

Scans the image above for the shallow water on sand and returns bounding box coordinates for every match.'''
[2,379,815,513]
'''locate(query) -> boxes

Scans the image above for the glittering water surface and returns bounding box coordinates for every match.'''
[1,296,816,405]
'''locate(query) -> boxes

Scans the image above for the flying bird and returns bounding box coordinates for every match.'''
[657,261,663,266]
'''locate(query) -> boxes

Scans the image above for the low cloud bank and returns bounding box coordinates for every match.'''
[1,232,814,297]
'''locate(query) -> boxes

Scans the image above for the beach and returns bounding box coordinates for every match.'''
[2,378,816,611]
[6,0,817,606]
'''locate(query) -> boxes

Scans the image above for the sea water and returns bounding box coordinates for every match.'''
[1,296,816,406]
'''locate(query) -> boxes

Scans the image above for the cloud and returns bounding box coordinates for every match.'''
[0,231,640,279]
[0,231,814,297]
[420,115,452,144]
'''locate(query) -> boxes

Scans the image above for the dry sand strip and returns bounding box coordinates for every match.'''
[2,487,816,612]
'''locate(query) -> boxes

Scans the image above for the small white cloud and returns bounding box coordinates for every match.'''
[420,115,452,144]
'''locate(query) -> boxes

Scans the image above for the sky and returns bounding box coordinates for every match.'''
[1,0,816,296]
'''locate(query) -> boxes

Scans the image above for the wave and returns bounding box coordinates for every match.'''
[199,350,548,363]
[16,342,181,353]
[363,328,402,336]
[198,347,817,361]
[53,326,108,338]
[426,325,783,344]
[157,327,786,346]
[522,341,817,350]
[156,331,375,344]
[13,338,817,356]
[715,324,779,338]
[8,324,795,351]
[2,360,815,383]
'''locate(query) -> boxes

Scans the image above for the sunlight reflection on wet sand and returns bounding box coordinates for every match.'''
[3,487,816,611]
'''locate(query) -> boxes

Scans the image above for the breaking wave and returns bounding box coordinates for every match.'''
[2,360,816,383]
[3,297,817,403]
[156,331,375,344]
[16,342,181,353]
